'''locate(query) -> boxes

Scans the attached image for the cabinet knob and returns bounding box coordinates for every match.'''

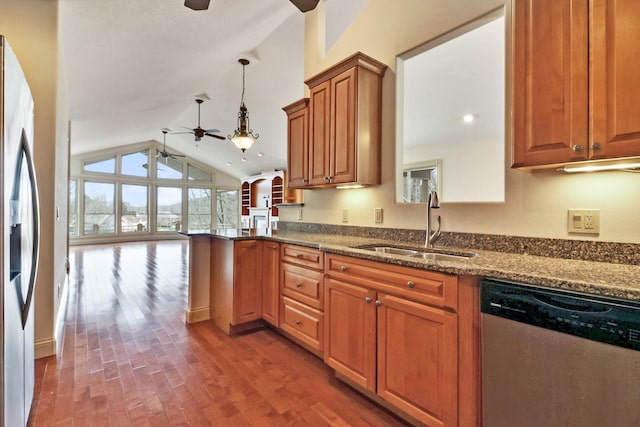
[375,300,382,307]
[591,142,601,150]
[572,144,584,152]
[296,254,304,258]
[296,283,303,288]
[407,280,415,288]
[295,320,302,326]
[340,265,348,272]
[365,297,372,303]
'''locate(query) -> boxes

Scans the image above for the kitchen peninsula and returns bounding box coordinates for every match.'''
[182,222,640,427]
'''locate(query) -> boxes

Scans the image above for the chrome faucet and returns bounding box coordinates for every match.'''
[425,190,441,248]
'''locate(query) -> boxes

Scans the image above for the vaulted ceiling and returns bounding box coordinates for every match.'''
[60,0,306,178]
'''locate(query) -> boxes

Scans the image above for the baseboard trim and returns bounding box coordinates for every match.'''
[186,307,210,323]
[35,337,56,359]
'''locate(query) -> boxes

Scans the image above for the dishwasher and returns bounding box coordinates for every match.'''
[481,279,640,427]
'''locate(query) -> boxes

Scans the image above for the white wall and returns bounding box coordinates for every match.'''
[278,0,640,244]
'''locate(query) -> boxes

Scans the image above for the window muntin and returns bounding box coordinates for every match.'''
[121,150,149,177]
[121,184,148,232]
[83,157,116,174]
[157,186,182,232]
[84,181,115,234]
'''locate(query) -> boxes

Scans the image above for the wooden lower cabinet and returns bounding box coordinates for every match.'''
[324,253,478,427]
[210,238,263,334]
[261,241,280,326]
[377,293,458,427]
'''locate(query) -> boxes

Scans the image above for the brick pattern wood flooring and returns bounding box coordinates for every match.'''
[28,241,408,426]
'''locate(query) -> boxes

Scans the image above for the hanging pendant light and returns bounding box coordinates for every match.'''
[228,59,259,152]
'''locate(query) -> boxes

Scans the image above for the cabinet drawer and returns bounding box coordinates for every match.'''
[281,244,323,270]
[282,263,323,309]
[280,296,323,352]
[325,253,458,310]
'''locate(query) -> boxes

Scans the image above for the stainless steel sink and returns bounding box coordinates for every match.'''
[357,245,477,261]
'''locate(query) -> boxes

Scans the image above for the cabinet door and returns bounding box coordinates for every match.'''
[309,80,331,185]
[232,240,263,324]
[324,278,377,392]
[590,0,640,159]
[261,242,280,326]
[285,100,309,188]
[330,67,357,184]
[511,0,589,167]
[377,293,458,427]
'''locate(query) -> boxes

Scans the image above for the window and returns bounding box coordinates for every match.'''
[84,181,115,234]
[188,188,212,230]
[69,179,78,236]
[156,156,183,180]
[121,184,148,232]
[84,157,116,174]
[157,186,182,232]
[71,142,236,240]
[188,164,212,181]
[216,189,238,229]
[121,149,149,177]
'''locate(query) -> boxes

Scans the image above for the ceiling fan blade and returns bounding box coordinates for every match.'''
[205,133,226,140]
[170,131,194,135]
[204,128,220,133]
[184,0,210,11]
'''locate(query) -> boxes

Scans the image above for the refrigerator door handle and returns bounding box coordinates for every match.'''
[17,129,39,330]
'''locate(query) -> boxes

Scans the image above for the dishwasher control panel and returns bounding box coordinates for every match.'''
[482,279,640,351]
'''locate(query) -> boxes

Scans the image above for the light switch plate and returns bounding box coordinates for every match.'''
[568,209,600,235]
[342,208,349,223]
[374,208,383,224]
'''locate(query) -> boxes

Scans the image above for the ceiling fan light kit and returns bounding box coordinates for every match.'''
[229,58,259,153]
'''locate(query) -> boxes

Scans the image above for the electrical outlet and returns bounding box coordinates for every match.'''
[342,208,349,223]
[296,208,303,221]
[374,208,383,224]
[568,209,600,235]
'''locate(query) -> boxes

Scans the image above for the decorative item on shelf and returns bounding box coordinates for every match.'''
[228,59,259,153]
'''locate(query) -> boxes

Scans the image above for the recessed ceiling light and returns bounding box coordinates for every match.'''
[257,152,264,157]
[241,156,247,162]
[227,162,232,166]
[463,114,475,123]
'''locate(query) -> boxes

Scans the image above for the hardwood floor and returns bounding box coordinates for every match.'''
[29,241,408,426]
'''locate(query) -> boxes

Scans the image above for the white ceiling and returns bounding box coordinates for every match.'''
[59,0,307,178]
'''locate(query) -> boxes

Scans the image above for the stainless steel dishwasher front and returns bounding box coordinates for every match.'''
[481,279,640,427]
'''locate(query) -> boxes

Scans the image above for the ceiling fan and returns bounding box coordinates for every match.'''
[173,98,225,142]
[157,129,186,161]
[184,0,319,12]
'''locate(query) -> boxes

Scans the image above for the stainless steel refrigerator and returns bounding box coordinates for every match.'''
[0,36,40,427]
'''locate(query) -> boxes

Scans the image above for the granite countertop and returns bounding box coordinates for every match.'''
[183,228,640,302]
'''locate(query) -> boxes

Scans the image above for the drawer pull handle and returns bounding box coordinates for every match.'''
[296,283,303,288]
[295,320,302,326]
[340,265,348,272]
[365,297,372,303]
[407,280,415,288]
[296,254,305,258]
[375,300,382,307]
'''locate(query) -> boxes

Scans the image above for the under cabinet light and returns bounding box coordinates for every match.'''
[336,184,365,189]
[563,162,640,173]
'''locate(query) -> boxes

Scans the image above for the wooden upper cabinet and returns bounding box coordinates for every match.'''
[511,0,589,167]
[590,0,640,159]
[512,0,640,168]
[283,99,309,189]
[289,52,386,187]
